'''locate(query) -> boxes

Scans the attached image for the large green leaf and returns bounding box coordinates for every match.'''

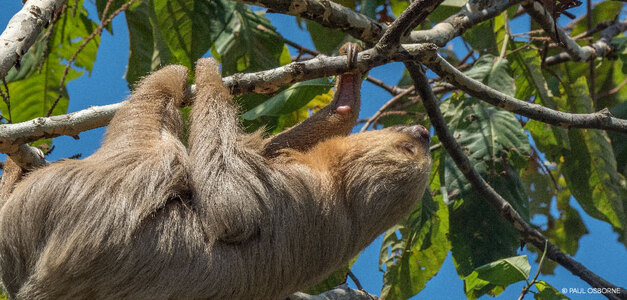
[125,0,172,86]
[242,78,333,120]
[462,21,497,53]
[474,255,530,285]
[464,54,515,98]
[610,102,627,176]
[153,0,229,68]
[559,77,627,244]
[213,4,285,75]
[464,255,530,299]
[379,192,450,299]
[440,97,530,170]
[306,20,346,54]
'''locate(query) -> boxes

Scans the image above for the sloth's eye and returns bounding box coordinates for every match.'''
[400,142,417,155]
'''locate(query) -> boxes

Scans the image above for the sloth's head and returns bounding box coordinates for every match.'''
[302,125,432,236]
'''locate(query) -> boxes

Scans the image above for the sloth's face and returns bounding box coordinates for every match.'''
[299,125,432,215]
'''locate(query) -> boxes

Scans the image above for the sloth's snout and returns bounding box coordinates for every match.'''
[395,125,430,143]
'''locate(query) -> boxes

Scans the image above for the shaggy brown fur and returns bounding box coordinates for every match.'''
[0,56,431,299]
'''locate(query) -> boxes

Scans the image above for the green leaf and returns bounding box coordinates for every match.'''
[125,0,171,86]
[429,5,460,23]
[153,0,229,68]
[361,0,378,18]
[612,37,627,75]
[534,281,569,300]
[509,42,550,102]
[464,256,530,299]
[570,1,622,37]
[551,194,589,255]
[463,271,505,300]
[462,20,497,53]
[242,78,332,120]
[306,20,346,54]
[1,66,76,123]
[559,77,627,244]
[379,192,450,299]
[96,0,125,33]
[464,54,515,97]
[609,102,627,176]
[213,4,285,75]
[440,97,530,169]
[389,0,409,17]
[474,255,531,285]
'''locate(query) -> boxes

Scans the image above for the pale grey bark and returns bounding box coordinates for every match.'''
[0,0,65,79]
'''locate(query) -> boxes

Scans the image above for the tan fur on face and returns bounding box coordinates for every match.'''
[0,58,430,299]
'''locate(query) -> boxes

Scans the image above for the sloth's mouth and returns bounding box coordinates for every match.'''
[335,74,356,115]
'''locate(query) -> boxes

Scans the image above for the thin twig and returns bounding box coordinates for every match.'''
[586,0,595,108]
[360,86,415,132]
[47,0,138,117]
[518,240,549,300]
[0,78,10,123]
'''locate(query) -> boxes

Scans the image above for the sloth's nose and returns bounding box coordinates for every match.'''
[397,125,430,142]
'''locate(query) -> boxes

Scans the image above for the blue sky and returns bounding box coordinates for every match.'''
[1,1,625,299]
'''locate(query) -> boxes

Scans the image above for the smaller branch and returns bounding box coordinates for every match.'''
[47,0,138,116]
[376,0,444,53]
[360,86,415,132]
[409,0,524,46]
[527,0,627,66]
[0,43,439,164]
[518,240,548,300]
[0,103,120,153]
[585,0,595,108]
[234,0,522,48]
[288,284,378,300]
[423,53,627,133]
[523,1,583,59]
[347,270,366,292]
[365,76,407,95]
[0,0,66,78]
[595,78,627,101]
[0,79,11,123]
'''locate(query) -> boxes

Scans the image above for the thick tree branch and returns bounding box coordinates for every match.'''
[233,0,522,46]
[0,0,66,79]
[0,43,438,161]
[405,62,627,300]
[421,52,627,133]
[289,284,378,300]
[523,0,586,60]
[234,0,385,44]
[409,0,523,46]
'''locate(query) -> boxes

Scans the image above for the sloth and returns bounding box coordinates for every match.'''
[0,45,431,299]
